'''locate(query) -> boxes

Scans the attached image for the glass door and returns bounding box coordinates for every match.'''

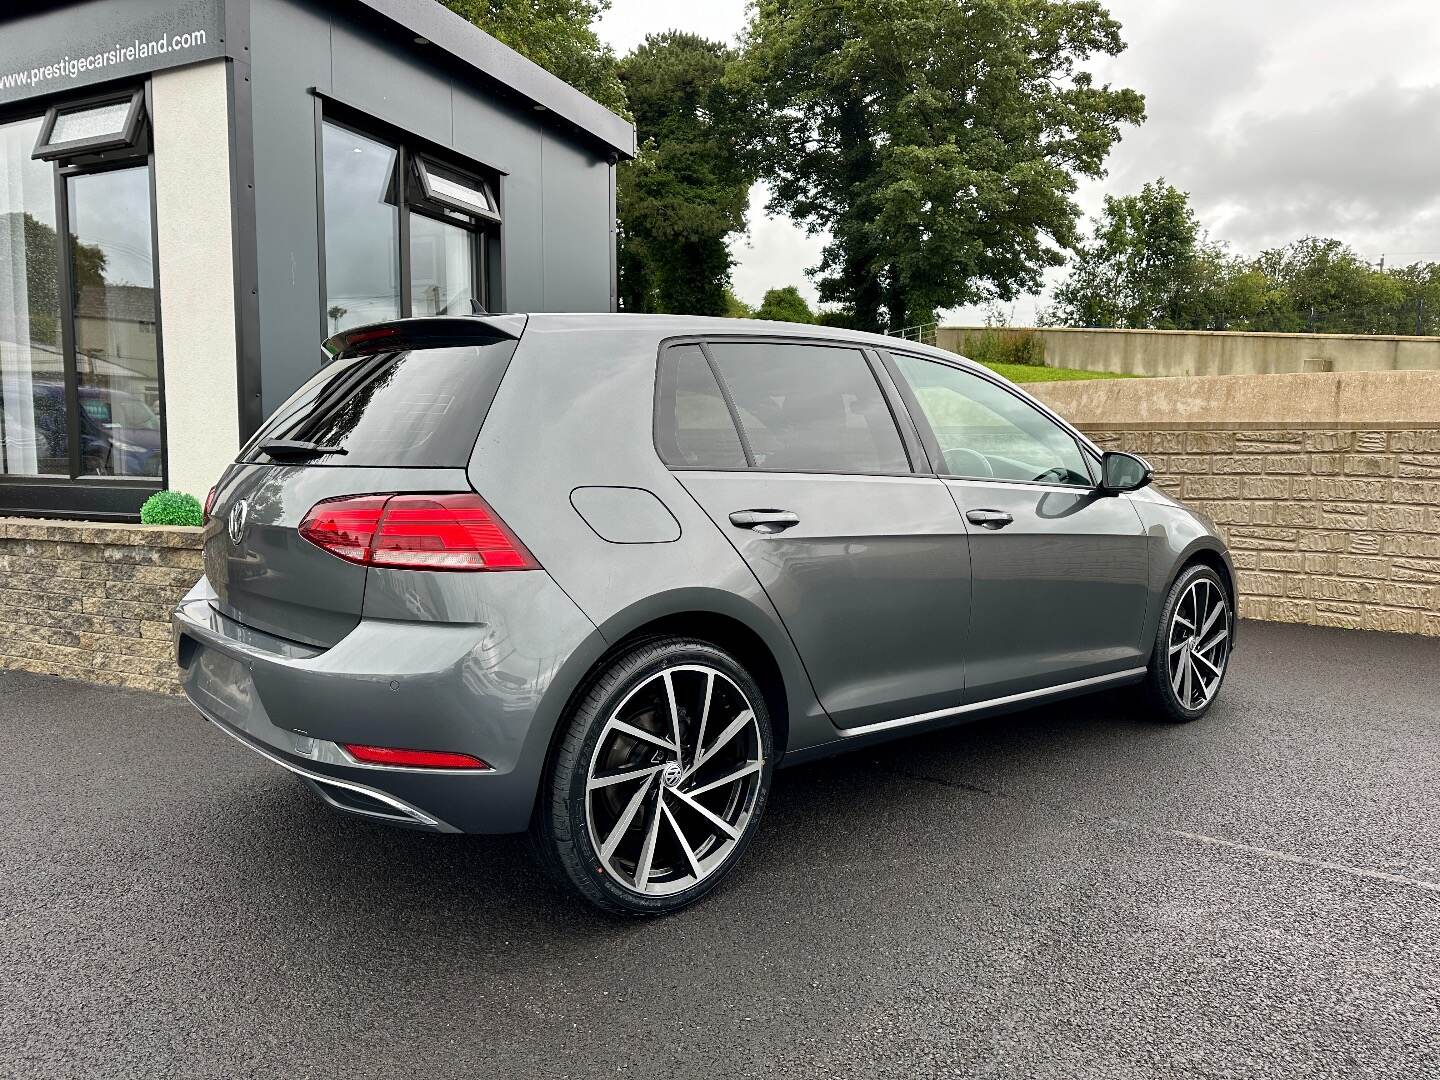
[65,164,161,478]
[408,212,477,317]
[0,116,67,478]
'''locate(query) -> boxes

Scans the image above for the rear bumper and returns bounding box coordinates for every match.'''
[200,704,459,831]
[172,574,605,834]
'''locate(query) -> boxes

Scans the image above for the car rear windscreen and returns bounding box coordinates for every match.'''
[242,339,517,467]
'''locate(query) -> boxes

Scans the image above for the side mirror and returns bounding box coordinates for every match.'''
[1100,451,1153,494]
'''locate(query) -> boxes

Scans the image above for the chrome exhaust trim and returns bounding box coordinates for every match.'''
[199,710,456,832]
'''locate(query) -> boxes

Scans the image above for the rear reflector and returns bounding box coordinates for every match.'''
[343,744,491,770]
[298,492,538,571]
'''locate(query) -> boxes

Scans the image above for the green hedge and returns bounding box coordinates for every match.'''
[961,327,1046,367]
[140,490,203,527]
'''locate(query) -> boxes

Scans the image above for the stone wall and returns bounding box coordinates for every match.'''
[1029,371,1440,638]
[0,519,202,694]
[938,325,1440,378]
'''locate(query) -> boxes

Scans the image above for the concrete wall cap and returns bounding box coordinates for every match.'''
[1024,370,1440,429]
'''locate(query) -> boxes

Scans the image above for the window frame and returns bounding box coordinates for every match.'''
[32,87,147,163]
[878,348,1101,489]
[0,86,168,520]
[412,155,501,224]
[652,334,924,478]
[315,106,502,337]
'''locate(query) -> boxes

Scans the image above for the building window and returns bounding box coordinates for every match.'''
[67,166,161,478]
[0,116,67,478]
[321,117,499,336]
[0,85,163,511]
[33,89,147,162]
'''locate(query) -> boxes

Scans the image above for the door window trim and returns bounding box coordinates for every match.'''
[878,348,1101,489]
[653,334,923,478]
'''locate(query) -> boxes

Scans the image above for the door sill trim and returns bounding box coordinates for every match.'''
[838,667,1148,738]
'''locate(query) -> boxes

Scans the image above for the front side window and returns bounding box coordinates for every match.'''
[321,119,498,334]
[707,341,909,474]
[0,116,67,477]
[892,353,1093,486]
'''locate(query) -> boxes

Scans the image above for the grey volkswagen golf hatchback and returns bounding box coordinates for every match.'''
[174,313,1235,914]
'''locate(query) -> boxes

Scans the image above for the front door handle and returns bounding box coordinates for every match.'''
[729,509,800,534]
[966,509,1014,529]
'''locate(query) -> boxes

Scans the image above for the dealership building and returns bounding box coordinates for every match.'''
[0,0,633,519]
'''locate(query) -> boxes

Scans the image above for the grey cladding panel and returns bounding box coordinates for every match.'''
[541,136,611,311]
[330,18,453,148]
[249,0,334,414]
[451,89,544,313]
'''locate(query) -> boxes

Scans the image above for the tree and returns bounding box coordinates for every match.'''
[754,285,815,323]
[735,0,1144,334]
[1046,178,1440,334]
[616,32,755,315]
[1251,238,1406,335]
[1047,179,1235,329]
[438,0,627,115]
[723,288,756,319]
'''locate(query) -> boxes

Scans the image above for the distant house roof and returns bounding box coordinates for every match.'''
[351,0,635,160]
[74,284,155,324]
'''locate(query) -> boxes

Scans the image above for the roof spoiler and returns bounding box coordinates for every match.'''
[322,314,528,358]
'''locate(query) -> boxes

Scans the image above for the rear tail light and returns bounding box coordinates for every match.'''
[298,493,538,571]
[343,743,491,770]
[203,486,217,520]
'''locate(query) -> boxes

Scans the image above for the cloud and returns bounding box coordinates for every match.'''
[728,184,827,308]
[1192,83,1440,257]
[598,0,1440,322]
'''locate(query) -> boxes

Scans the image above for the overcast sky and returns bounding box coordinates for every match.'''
[595,0,1440,324]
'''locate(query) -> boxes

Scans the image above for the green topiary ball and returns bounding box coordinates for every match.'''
[140,490,204,527]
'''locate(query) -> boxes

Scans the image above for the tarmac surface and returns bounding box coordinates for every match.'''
[2,620,1437,1079]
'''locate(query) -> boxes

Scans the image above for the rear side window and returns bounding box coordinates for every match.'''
[706,341,909,474]
[655,344,748,469]
[243,339,517,467]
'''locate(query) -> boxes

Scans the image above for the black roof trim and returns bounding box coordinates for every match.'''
[350,0,634,159]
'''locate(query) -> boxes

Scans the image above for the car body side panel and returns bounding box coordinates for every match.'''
[944,478,1151,700]
[466,321,836,755]
[1127,485,1237,656]
[678,471,972,730]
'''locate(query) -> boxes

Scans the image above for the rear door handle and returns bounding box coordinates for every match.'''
[729,509,800,534]
[966,509,1014,529]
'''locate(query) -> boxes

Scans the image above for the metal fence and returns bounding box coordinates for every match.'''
[885,322,938,346]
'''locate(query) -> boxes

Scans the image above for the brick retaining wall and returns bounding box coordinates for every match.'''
[3,369,1437,698]
[1081,428,1440,637]
[1029,371,1440,639]
[0,519,202,694]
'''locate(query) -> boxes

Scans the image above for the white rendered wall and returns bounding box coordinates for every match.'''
[151,59,240,499]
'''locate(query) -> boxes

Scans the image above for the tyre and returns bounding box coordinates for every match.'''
[532,638,775,915]
[1142,563,1234,723]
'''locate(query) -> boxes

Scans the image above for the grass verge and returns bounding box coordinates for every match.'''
[978,361,1139,384]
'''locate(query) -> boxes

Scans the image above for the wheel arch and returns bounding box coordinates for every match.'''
[1159,540,1239,657]
[546,588,824,778]
[599,611,792,757]
[1180,543,1237,609]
